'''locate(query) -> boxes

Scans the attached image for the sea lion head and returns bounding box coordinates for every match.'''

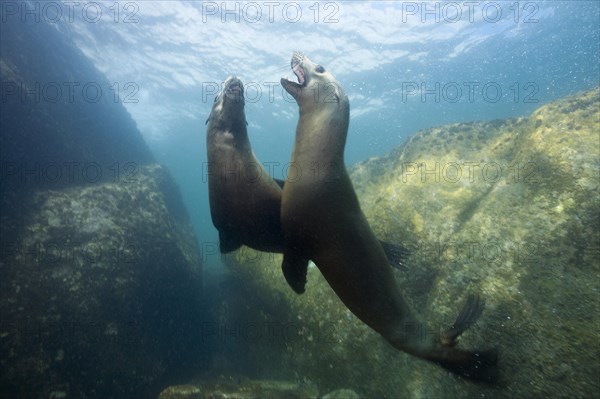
[206,76,247,128]
[281,52,348,113]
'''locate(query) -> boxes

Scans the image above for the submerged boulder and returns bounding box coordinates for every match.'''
[1,16,208,398]
[195,88,599,398]
[158,375,319,399]
[0,164,205,398]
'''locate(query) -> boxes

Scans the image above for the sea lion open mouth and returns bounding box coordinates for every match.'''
[281,52,306,92]
[291,53,305,86]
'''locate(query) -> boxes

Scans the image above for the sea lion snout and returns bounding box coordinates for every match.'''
[291,51,304,67]
[281,53,306,99]
[281,52,346,107]
[206,76,247,127]
[223,76,244,103]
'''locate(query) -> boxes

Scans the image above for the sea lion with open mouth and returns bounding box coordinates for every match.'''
[206,76,410,271]
[280,52,498,382]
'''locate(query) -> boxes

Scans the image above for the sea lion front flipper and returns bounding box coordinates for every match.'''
[379,240,410,271]
[218,230,242,253]
[281,251,308,294]
[273,178,286,189]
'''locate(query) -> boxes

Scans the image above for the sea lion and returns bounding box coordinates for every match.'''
[280,52,498,382]
[206,76,284,253]
[206,76,409,270]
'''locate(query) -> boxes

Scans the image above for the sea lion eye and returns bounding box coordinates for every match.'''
[213,95,218,103]
[315,65,325,73]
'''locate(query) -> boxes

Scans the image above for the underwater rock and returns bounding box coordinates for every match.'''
[0,16,206,399]
[157,375,319,399]
[201,88,599,398]
[320,388,361,399]
[0,164,205,398]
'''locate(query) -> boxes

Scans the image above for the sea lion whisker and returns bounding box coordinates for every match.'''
[276,63,292,71]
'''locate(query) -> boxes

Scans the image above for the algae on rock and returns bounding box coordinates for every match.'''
[158,376,319,399]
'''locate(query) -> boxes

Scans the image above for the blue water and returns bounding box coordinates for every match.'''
[52,0,600,267]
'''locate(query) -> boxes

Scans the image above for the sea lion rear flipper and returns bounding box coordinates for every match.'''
[273,178,286,189]
[441,294,484,346]
[435,347,499,383]
[219,230,242,253]
[281,251,308,294]
[379,240,410,271]
[433,294,499,383]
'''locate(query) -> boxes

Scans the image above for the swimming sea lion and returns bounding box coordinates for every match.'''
[206,76,409,270]
[280,52,498,382]
[206,76,284,253]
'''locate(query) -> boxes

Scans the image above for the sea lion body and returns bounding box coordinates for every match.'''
[280,53,497,381]
[280,54,414,336]
[206,76,284,253]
